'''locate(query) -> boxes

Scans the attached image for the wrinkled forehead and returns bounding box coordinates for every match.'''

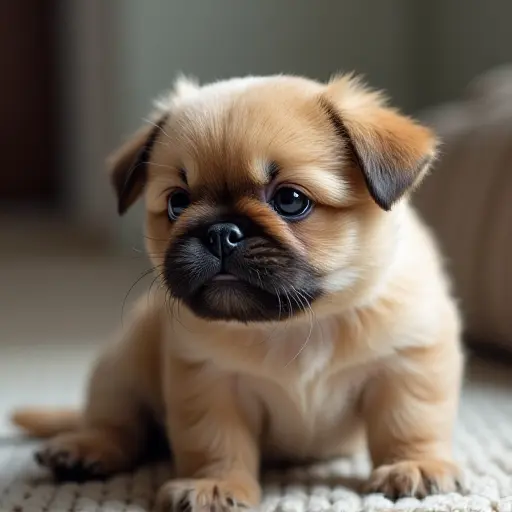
[148,80,348,201]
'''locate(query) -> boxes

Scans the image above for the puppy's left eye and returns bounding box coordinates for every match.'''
[271,187,312,219]
[167,190,190,220]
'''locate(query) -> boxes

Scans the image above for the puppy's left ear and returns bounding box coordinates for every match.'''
[108,116,167,215]
[322,74,438,210]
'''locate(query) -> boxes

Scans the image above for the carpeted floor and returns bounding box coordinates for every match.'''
[1,240,511,511]
[1,359,511,512]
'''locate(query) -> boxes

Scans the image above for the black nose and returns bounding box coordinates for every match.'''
[204,223,244,258]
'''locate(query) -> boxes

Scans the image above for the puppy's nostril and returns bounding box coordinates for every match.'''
[205,223,244,258]
[228,230,242,244]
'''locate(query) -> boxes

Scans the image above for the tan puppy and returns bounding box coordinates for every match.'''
[13,74,463,511]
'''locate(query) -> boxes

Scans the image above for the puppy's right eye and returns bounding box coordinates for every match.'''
[167,190,190,220]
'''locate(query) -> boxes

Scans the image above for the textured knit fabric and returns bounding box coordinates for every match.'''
[1,359,511,512]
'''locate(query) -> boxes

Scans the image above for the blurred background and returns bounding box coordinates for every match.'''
[1,0,512,429]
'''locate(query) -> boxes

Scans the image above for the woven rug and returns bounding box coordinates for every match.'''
[1,359,511,512]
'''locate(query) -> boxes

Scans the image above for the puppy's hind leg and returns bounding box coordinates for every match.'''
[14,301,163,481]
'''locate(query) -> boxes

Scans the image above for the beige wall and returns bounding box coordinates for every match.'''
[62,1,512,246]
[413,0,512,108]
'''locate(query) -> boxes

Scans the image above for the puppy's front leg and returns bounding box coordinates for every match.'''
[363,340,463,499]
[156,359,261,512]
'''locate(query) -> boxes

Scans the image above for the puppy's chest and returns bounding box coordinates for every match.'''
[236,366,366,460]
[173,318,372,458]
[232,323,368,459]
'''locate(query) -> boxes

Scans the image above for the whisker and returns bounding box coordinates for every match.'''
[281,287,294,322]
[274,285,283,322]
[257,284,288,344]
[147,270,165,302]
[164,290,176,327]
[172,295,194,334]
[121,265,163,326]
[285,286,316,367]
[162,288,189,336]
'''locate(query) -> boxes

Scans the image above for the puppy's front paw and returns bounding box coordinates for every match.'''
[366,459,464,500]
[156,478,260,512]
[35,430,133,481]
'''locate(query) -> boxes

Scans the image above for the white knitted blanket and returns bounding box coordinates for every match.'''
[1,360,511,512]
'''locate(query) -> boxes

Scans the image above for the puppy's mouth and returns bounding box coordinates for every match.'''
[178,263,292,323]
[211,273,239,282]
[163,222,321,323]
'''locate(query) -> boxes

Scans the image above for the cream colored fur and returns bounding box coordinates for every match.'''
[12,74,463,511]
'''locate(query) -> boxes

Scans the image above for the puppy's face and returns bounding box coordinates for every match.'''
[110,75,436,323]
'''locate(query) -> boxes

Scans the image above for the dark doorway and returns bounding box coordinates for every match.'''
[0,2,58,210]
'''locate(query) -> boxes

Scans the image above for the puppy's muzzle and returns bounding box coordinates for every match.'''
[164,214,321,322]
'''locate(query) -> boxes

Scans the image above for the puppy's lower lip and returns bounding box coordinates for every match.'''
[212,274,239,282]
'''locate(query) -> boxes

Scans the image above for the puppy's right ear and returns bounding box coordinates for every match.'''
[108,116,167,215]
[109,76,198,214]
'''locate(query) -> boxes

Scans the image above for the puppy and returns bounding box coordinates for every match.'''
[13,74,463,510]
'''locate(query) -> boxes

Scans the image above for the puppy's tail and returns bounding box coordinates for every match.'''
[11,407,81,438]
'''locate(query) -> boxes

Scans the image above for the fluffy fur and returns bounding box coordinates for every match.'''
[12,74,463,511]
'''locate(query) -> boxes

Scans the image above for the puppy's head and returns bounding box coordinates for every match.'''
[109,74,437,323]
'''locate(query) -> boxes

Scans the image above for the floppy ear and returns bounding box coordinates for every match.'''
[322,74,438,210]
[108,76,199,215]
[108,116,167,215]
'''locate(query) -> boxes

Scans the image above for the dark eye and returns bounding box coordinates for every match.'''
[271,187,312,219]
[167,190,191,220]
